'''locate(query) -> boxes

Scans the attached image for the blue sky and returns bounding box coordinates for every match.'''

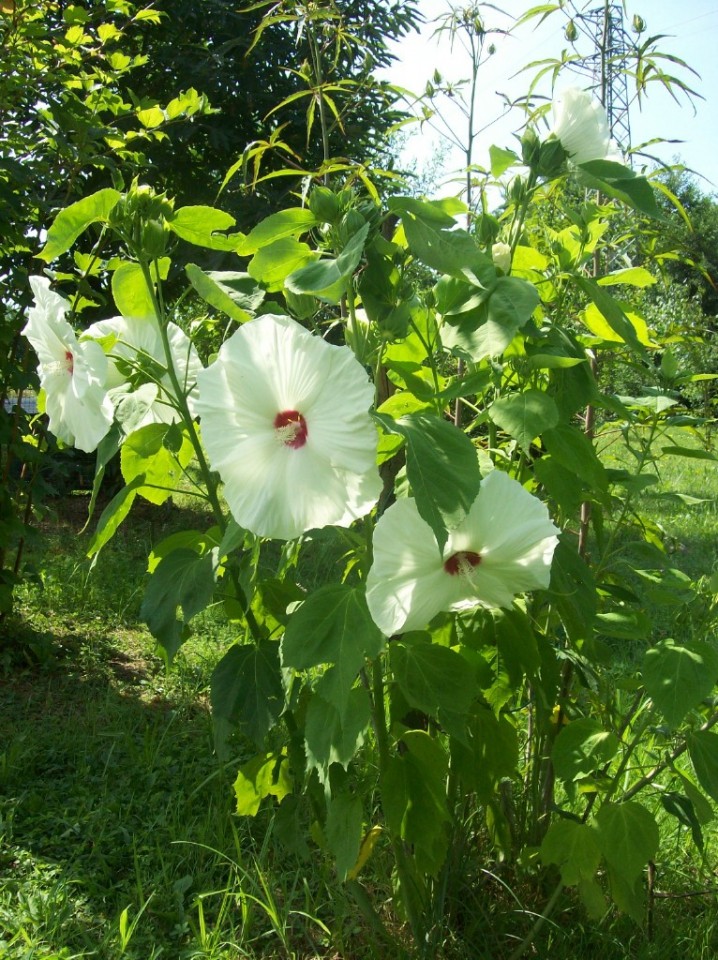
[382,0,718,192]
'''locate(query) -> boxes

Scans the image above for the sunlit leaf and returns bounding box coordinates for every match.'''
[38,188,121,262]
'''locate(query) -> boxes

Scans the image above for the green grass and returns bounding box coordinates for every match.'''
[0,491,397,959]
[2,432,718,959]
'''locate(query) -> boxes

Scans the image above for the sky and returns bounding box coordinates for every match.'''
[380,0,718,195]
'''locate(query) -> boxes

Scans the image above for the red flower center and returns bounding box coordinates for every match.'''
[65,350,74,374]
[274,409,308,449]
[443,551,482,576]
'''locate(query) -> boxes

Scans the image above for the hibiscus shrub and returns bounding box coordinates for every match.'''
[24,89,718,951]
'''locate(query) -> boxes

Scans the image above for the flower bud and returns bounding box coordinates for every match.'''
[337,209,366,247]
[632,14,646,33]
[108,181,174,249]
[308,186,341,225]
[476,213,500,246]
[141,219,168,259]
[538,137,569,178]
[565,19,578,42]
[508,175,527,206]
[520,127,541,170]
[491,242,511,275]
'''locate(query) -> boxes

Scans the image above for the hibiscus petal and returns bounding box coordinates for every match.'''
[87,315,202,426]
[457,469,559,563]
[551,87,610,165]
[366,498,466,634]
[196,314,381,539]
[306,343,378,474]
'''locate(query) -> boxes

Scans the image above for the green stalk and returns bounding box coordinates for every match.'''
[137,256,262,639]
[371,658,427,948]
[306,15,331,177]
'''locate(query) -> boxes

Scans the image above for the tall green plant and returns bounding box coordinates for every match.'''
[18,3,718,957]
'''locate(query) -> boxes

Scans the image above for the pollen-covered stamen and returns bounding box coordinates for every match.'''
[443,550,482,577]
[274,409,308,449]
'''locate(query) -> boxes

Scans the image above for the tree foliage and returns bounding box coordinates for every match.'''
[115,0,422,223]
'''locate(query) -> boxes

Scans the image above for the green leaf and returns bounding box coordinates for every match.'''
[643,638,718,729]
[450,708,518,802]
[236,208,319,256]
[605,866,645,923]
[595,801,659,884]
[660,445,718,462]
[552,718,619,784]
[597,267,656,288]
[400,215,495,286]
[534,457,585,515]
[248,238,316,292]
[140,547,219,662]
[688,731,718,803]
[543,424,607,492]
[577,160,661,219]
[388,195,466,228]
[540,820,601,886]
[234,751,292,816]
[148,529,218,573]
[185,266,264,323]
[391,640,475,724]
[304,687,370,787]
[492,607,541,684]
[489,389,559,450]
[487,275,539,329]
[211,641,284,752]
[381,730,450,877]
[86,424,124,529]
[527,354,586,370]
[375,412,482,551]
[285,223,369,303]
[87,474,144,559]
[120,423,194,505]
[660,791,704,851]
[113,383,157,436]
[168,205,241,251]
[326,791,363,881]
[574,276,648,357]
[38,188,121,261]
[596,610,651,640]
[112,261,157,318]
[672,767,715,825]
[582,303,653,347]
[489,144,520,177]
[441,275,539,361]
[137,105,165,128]
[281,584,384,716]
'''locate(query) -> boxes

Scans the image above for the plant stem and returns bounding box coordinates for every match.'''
[623,709,718,802]
[137,256,262,639]
[370,658,427,949]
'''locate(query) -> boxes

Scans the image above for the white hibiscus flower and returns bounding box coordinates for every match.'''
[195,313,382,540]
[23,277,114,453]
[366,470,560,635]
[551,87,611,165]
[86,314,202,427]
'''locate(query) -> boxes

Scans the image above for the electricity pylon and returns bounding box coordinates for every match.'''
[568,3,634,159]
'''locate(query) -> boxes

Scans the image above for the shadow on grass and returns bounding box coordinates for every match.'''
[0,628,288,958]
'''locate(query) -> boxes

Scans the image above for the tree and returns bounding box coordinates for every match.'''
[0,0,209,623]
[112,0,422,225]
